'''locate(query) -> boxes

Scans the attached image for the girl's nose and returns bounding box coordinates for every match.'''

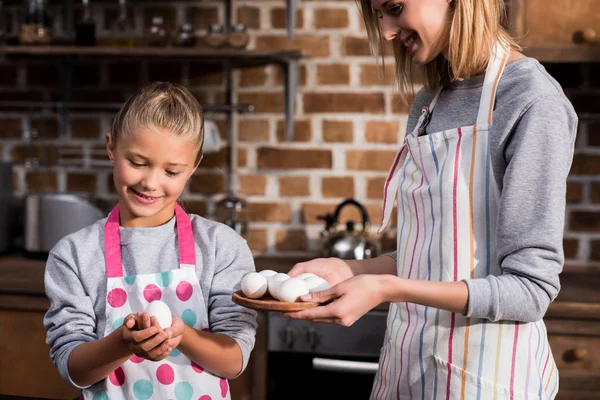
[141,169,160,191]
[381,17,399,41]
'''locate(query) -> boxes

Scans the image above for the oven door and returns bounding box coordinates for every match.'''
[266,310,387,400]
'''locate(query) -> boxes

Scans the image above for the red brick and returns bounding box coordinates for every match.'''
[71,118,102,140]
[367,177,386,199]
[72,64,101,87]
[237,6,260,29]
[322,120,353,143]
[108,62,141,85]
[274,64,308,87]
[361,63,396,86]
[570,154,600,175]
[182,200,207,217]
[566,181,583,204]
[240,174,267,196]
[391,93,416,114]
[189,172,226,194]
[314,9,349,29]
[0,119,23,138]
[11,145,59,165]
[569,211,600,233]
[588,123,600,147]
[304,93,385,114]
[26,63,59,86]
[563,238,579,259]
[590,239,600,262]
[199,148,228,168]
[0,64,18,87]
[248,202,292,222]
[31,118,60,139]
[67,172,97,193]
[188,6,219,30]
[147,63,183,84]
[26,171,57,192]
[275,229,308,252]
[239,119,270,142]
[592,182,600,204]
[365,121,400,144]
[243,228,268,252]
[271,8,304,29]
[279,176,310,196]
[240,67,268,87]
[255,35,331,58]
[276,120,311,142]
[258,148,332,169]
[316,64,350,85]
[346,150,397,171]
[238,92,284,113]
[321,177,354,198]
[189,64,224,86]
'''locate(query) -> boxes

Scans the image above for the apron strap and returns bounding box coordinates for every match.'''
[104,205,123,278]
[104,203,197,278]
[378,145,408,234]
[476,42,510,126]
[175,203,196,268]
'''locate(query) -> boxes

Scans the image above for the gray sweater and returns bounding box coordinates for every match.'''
[44,213,258,387]
[386,58,578,322]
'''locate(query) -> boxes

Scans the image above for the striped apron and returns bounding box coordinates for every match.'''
[371,44,559,400]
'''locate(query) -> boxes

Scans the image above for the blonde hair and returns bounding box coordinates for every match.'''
[109,81,204,165]
[359,0,521,103]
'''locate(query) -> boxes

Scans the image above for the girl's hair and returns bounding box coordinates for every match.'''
[358,0,521,102]
[109,81,204,165]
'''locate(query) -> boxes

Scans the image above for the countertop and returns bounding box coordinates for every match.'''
[2,251,600,319]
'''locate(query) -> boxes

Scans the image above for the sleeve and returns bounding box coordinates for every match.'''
[207,227,258,377]
[464,95,578,322]
[43,247,97,388]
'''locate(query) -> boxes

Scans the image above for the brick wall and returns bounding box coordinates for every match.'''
[0,0,598,268]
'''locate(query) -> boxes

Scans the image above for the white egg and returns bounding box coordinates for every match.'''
[296,272,318,280]
[268,273,290,300]
[241,272,268,299]
[304,276,331,293]
[278,278,310,303]
[259,269,278,279]
[145,300,172,329]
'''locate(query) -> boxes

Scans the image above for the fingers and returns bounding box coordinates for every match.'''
[300,287,337,304]
[287,262,309,278]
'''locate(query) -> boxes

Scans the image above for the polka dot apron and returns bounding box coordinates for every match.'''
[82,204,230,400]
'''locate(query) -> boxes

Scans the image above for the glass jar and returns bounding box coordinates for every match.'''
[20,0,52,45]
[205,24,226,48]
[147,15,168,47]
[227,24,249,49]
[215,194,247,236]
[175,22,196,47]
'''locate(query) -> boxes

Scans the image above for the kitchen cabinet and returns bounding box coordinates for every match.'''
[508,0,600,61]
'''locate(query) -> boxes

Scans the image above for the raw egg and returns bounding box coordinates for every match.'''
[304,276,331,293]
[268,273,290,300]
[145,300,172,329]
[278,278,310,303]
[259,269,277,279]
[241,272,268,299]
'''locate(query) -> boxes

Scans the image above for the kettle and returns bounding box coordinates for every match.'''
[318,199,381,260]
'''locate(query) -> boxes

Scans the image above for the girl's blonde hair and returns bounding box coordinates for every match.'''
[109,81,204,165]
[359,0,521,102]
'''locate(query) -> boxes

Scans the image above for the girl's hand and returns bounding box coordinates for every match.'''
[164,316,185,350]
[122,313,172,362]
[285,275,387,326]
[288,257,354,286]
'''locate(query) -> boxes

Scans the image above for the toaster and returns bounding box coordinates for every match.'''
[24,192,111,254]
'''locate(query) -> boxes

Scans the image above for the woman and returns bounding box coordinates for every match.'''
[287,0,577,398]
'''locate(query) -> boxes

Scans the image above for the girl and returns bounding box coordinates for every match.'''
[44,82,257,399]
[287,0,577,399]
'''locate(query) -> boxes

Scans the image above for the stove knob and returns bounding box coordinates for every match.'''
[306,327,319,349]
[284,326,296,348]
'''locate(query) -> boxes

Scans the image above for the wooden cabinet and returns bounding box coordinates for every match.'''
[508,0,600,61]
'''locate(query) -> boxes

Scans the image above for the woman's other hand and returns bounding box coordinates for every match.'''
[288,257,354,286]
[285,274,388,326]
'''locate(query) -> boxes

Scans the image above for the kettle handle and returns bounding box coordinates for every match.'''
[333,199,371,233]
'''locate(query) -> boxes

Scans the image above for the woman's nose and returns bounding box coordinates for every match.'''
[381,17,399,41]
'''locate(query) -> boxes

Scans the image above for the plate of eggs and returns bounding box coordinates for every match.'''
[232,269,331,312]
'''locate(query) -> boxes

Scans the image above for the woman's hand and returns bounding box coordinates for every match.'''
[288,257,355,286]
[285,274,389,326]
[122,313,172,361]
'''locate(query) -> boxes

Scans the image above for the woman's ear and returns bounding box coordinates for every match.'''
[105,132,115,164]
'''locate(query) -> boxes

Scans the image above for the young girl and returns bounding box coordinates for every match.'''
[43,82,257,399]
[287,0,577,399]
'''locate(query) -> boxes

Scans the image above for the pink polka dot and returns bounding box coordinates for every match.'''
[191,361,204,373]
[176,281,193,301]
[108,367,125,386]
[130,354,144,363]
[107,288,127,308]
[199,396,212,400]
[156,364,174,385]
[202,328,210,333]
[143,284,162,303]
[220,378,228,398]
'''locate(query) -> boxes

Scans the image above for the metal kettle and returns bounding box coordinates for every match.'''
[318,198,381,260]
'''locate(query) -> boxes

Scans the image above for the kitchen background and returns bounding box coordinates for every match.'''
[0,0,598,266]
[0,1,598,400]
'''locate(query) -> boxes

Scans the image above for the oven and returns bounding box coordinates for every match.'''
[266,310,388,400]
